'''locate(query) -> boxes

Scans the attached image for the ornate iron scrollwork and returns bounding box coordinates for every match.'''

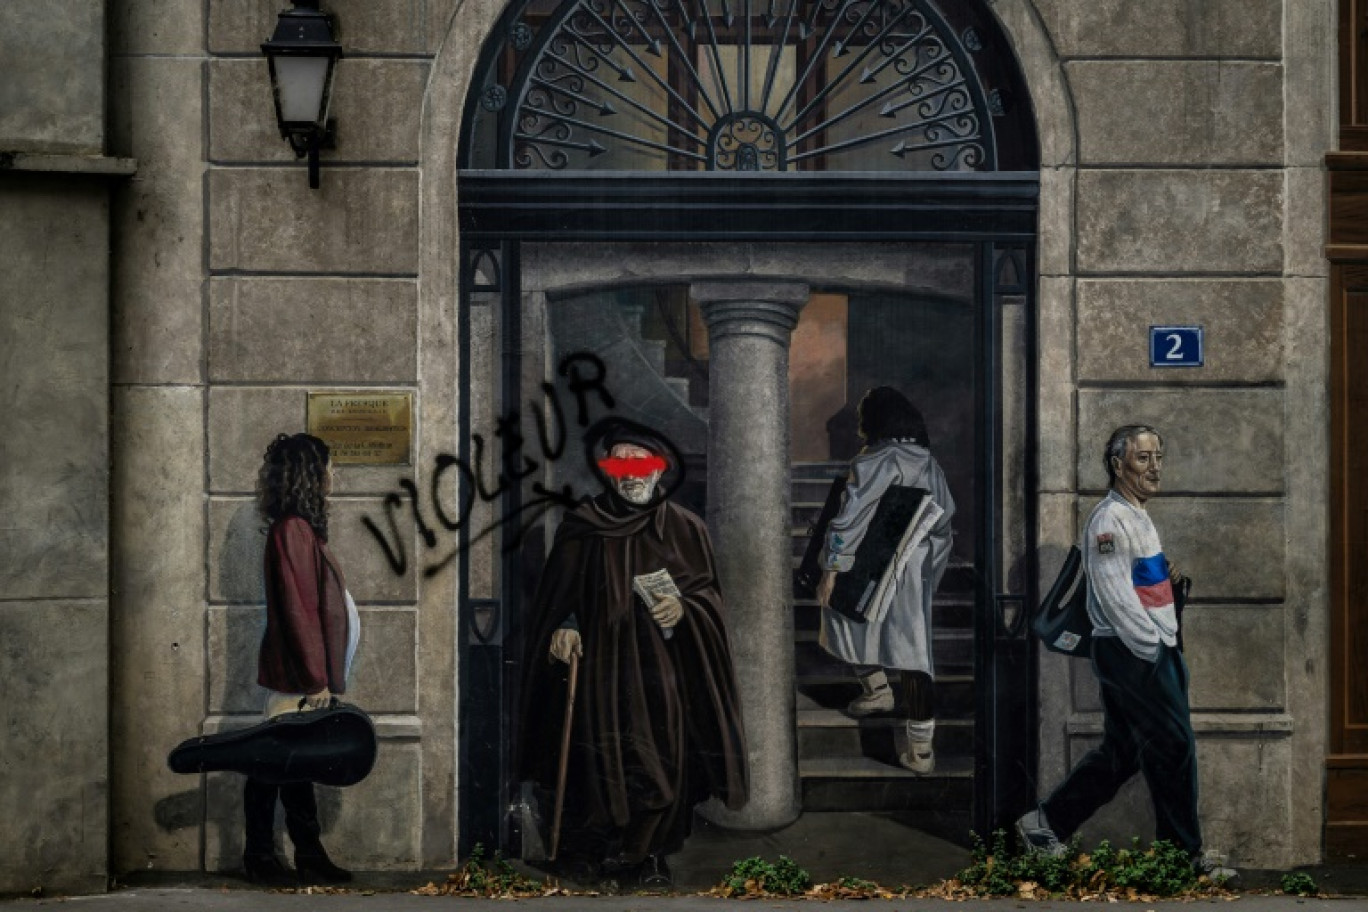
[486,0,993,171]
[481,85,508,112]
[711,113,784,170]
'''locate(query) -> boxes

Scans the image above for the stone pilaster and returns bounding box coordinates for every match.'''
[692,280,807,831]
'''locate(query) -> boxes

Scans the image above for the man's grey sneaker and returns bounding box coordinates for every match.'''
[1015,807,1068,858]
[1193,852,1239,886]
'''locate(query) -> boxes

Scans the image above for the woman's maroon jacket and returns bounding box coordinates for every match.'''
[257,515,349,695]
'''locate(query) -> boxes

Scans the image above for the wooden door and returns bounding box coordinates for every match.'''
[1329,263,1368,855]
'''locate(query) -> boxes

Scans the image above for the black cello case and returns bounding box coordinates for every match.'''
[167,701,377,787]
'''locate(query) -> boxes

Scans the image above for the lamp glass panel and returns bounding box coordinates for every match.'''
[274,56,331,124]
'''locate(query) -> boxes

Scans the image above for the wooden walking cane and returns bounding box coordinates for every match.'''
[549,648,580,862]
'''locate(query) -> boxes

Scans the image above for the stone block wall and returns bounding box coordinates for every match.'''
[0,178,113,896]
[0,1,105,154]
[1003,0,1335,868]
[0,0,126,896]
[108,0,458,876]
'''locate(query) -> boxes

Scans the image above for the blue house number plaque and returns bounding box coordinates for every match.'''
[1149,325,1204,368]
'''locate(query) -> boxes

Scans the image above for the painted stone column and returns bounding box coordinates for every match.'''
[692,280,807,831]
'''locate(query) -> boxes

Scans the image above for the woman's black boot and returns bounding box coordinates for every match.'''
[281,782,352,883]
[294,847,353,884]
[242,779,293,886]
[243,853,296,887]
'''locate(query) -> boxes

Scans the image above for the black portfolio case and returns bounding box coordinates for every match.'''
[798,481,930,624]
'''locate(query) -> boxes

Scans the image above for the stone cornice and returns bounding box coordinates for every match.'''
[0,151,137,177]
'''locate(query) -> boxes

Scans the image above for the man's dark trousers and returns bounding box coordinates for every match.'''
[1040,636,1201,856]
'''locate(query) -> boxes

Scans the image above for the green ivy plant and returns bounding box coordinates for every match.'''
[1281,872,1319,896]
[450,843,545,895]
[955,831,1207,898]
[718,855,812,896]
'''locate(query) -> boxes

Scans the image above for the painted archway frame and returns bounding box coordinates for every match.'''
[415,0,1079,865]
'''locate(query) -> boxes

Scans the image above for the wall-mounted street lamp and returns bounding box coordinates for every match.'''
[262,0,342,189]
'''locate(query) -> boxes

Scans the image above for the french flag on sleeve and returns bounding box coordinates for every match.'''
[1131,553,1174,610]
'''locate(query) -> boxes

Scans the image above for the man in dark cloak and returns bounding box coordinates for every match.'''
[517,425,748,887]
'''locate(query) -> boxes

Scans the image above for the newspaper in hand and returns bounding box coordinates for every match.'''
[633,569,681,640]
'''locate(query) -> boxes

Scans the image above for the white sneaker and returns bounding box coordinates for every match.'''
[898,742,935,774]
[1016,807,1068,858]
[1194,852,1238,886]
[846,670,894,716]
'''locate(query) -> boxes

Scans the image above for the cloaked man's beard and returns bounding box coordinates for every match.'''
[614,475,658,504]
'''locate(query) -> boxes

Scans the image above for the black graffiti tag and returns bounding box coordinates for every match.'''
[362,353,617,579]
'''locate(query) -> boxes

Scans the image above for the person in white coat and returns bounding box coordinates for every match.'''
[816,387,956,773]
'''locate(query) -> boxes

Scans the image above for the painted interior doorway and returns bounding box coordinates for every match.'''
[454,0,1039,877]
[454,240,1037,876]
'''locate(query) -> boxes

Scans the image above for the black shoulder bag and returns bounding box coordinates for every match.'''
[1032,545,1093,657]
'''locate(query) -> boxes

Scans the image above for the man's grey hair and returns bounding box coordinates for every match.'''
[1104,425,1164,487]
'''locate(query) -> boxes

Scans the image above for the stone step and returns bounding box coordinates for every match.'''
[795,633,974,677]
[793,598,975,632]
[797,709,974,760]
[788,556,979,593]
[791,461,848,477]
[799,756,975,814]
[790,501,825,531]
[796,673,975,720]
[800,754,974,780]
[791,476,843,505]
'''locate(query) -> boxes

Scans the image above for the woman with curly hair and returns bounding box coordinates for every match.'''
[243,432,358,886]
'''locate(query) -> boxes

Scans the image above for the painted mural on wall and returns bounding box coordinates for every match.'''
[456,276,997,886]
[137,0,1267,885]
[158,261,1241,890]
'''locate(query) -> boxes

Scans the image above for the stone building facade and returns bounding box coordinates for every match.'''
[0,0,1344,894]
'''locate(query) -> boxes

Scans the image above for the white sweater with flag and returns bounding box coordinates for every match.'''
[1083,491,1179,663]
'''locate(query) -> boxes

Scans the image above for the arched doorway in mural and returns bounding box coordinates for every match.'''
[454,0,1040,864]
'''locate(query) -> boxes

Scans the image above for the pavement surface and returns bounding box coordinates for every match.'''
[5,889,1368,911]
[10,810,1368,908]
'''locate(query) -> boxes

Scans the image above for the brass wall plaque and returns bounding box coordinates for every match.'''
[307,392,413,465]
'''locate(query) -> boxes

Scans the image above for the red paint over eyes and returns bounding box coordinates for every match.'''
[598,455,668,478]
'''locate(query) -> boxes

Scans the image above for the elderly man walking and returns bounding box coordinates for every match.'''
[1017,425,1230,881]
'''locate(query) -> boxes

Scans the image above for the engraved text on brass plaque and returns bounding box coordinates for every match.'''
[307,392,413,465]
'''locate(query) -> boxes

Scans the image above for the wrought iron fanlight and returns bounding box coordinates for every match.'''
[467,0,997,172]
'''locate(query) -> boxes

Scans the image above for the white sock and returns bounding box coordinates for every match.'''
[905,718,935,744]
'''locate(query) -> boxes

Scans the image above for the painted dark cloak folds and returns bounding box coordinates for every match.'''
[518,492,749,861]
